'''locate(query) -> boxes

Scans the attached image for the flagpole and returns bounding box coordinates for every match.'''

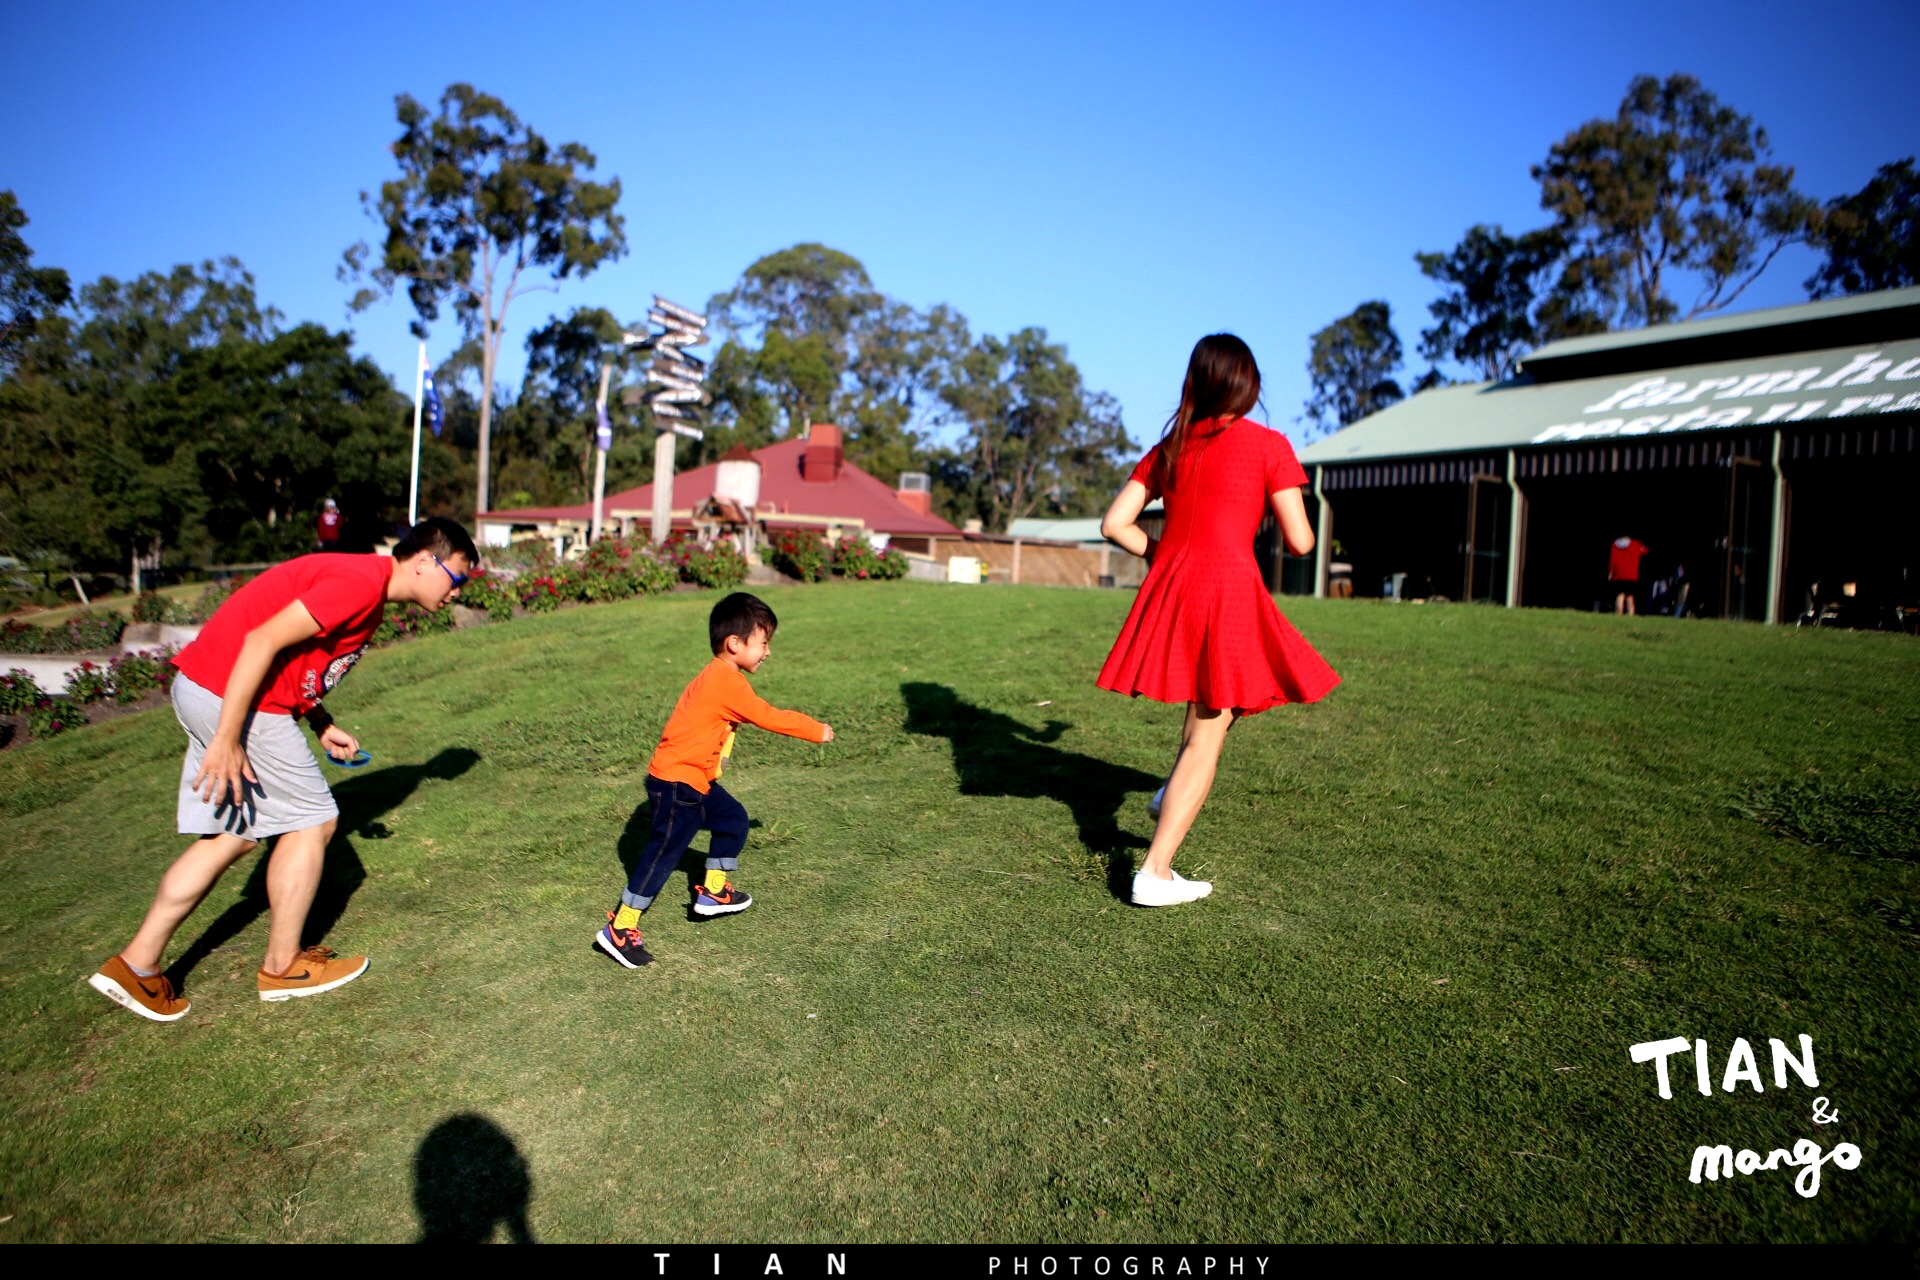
[591,362,613,541]
[408,342,426,527]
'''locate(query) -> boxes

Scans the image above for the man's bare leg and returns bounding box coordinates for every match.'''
[261,818,336,976]
[121,833,260,972]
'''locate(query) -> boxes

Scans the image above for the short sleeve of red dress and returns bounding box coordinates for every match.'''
[1264,431,1307,494]
[1128,445,1163,502]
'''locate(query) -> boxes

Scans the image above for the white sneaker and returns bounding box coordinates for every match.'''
[1169,871,1213,902]
[1132,869,1212,907]
[1148,784,1167,818]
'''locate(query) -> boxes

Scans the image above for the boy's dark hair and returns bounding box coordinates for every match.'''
[394,517,479,565]
[710,592,778,655]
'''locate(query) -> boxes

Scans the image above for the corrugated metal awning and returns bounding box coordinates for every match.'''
[1300,338,1920,468]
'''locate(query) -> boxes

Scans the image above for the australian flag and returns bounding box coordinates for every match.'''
[596,402,612,452]
[423,368,444,438]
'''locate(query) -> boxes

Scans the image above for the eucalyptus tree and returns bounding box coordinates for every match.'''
[516,305,665,501]
[342,83,626,515]
[1532,73,1820,326]
[937,328,1132,532]
[1,256,406,574]
[0,191,71,375]
[706,244,967,482]
[708,243,881,440]
[1303,301,1405,435]
[1414,225,1609,383]
[1805,158,1919,299]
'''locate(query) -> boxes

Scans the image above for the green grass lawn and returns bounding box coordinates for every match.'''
[2,585,1916,1242]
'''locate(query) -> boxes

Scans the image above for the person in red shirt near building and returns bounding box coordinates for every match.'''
[316,498,343,552]
[87,517,477,1022]
[1608,535,1650,615]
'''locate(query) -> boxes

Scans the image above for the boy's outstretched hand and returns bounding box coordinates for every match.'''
[821,725,835,743]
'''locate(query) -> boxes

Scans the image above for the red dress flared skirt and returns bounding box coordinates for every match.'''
[1098,419,1340,714]
[1097,545,1340,715]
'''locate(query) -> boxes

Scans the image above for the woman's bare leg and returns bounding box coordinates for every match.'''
[1139,703,1231,880]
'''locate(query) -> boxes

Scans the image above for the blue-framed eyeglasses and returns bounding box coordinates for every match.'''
[432,555,469,589]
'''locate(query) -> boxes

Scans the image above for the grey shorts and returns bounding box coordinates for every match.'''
[172,673,339,840]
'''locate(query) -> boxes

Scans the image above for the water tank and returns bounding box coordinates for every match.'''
[714,444,762,509]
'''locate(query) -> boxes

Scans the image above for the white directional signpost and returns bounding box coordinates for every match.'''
[589,361,615,542]
[626,297,711,544]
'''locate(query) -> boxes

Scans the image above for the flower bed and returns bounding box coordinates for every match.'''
[0,610,128,655]
[831,535,909,581]
[0,668,41,715]
[769,532,831,583]
[658,534,748,591]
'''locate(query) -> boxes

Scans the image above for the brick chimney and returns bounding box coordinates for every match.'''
[896,470,932,516]
[802,423,843,483]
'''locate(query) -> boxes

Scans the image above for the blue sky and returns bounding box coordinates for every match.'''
[5,0,1916,458]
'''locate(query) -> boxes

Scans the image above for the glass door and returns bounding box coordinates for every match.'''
[1463,475,1510,604]
[1722,456,1767,621]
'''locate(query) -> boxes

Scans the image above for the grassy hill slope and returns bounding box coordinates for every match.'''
[2,586,1915,1241]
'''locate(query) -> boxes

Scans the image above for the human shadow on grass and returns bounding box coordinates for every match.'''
[414,1112,535,1243]
[901,682,1159,899]
[165,747,481,991]
[612,800,764,923]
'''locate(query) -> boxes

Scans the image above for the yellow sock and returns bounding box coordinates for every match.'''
[704,868,730,892]
[613,903,642,931]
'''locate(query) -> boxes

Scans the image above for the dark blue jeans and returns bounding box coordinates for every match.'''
[621,777,749,910]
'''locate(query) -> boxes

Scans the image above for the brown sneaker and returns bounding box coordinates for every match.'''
[257,947,369,1002]
[89,955,190,1022]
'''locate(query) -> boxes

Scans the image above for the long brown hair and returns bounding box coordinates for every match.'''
[1157,333,1261,490]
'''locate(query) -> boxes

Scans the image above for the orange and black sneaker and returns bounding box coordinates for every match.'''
[693,881,753,917]
[257,947,370,1002]
[595,913,654,968]
[89,955,189,1022]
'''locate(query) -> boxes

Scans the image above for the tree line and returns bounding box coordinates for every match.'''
[1,84,1134,594]
[6,74,1914,590]
[336,87,1129,534]
[1301,74,1919,435]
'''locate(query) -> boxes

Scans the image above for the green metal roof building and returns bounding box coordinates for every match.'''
[1293,286,1920,625]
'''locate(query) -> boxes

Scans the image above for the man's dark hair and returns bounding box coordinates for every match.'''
[394,517,479,565]
[710,592,778,655]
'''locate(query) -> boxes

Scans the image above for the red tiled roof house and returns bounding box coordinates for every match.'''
[476,424,959,555]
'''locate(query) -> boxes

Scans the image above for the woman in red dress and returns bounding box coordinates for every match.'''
[1097,334,1339,906]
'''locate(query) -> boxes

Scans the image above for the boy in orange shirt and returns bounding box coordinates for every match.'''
[596,592,834,967]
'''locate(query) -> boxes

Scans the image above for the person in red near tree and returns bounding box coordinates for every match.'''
[316,498,343,552]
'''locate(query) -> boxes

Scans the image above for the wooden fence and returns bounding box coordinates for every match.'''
[910,535,1147,588]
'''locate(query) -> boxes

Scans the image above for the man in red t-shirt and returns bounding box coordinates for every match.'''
[1608,535,1649,615]
[88,517,477,1023]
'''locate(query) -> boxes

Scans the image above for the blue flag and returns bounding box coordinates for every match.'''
[596,402,613,452]
[423,370,444,438]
